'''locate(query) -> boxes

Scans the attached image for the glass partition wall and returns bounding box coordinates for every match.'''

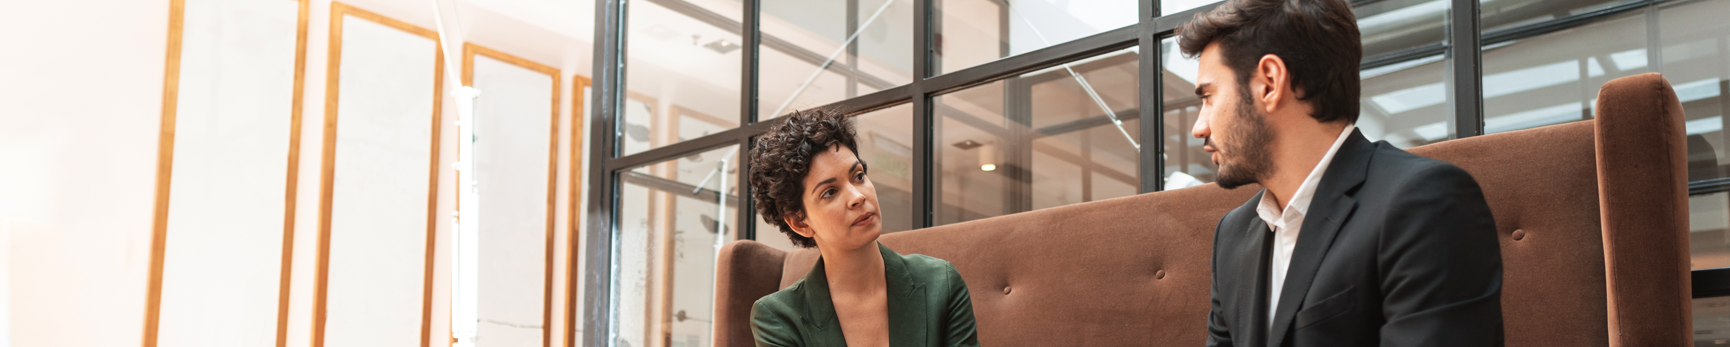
[581,0,1730,345]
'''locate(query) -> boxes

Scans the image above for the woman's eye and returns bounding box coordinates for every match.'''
[821,189,834,199]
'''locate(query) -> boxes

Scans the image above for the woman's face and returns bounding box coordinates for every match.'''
[785,145,882,252]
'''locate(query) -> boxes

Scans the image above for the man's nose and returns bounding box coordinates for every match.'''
[1192,111,1212,139]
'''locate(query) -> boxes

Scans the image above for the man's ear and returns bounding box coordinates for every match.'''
[783,212,815,240]
[1255,54,1291,113]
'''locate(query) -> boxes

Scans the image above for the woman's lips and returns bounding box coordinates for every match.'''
[853,212,877,226]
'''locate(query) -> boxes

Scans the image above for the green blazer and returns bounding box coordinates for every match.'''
[749,243,980,347]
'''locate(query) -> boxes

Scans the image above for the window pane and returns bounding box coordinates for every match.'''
[750,104,916,249]
[1481,0,1640,33]
[1695,296,1730,345]
[1659,0,1730,183]
[1480,10,1646,134]
[622,0,742,157]
[1160,0,1449,189]
[1356,0,1450,148]
[614,145,741,347]
[1692,192,1730,270]
[1161,0,1217,16]
[759,0,914,120]
[934,0,1137,74]
[935,47,1141,225]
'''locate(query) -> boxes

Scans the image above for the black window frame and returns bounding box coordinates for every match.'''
[574,0,1730,345]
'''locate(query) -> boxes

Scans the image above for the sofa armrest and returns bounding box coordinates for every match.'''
[714,240,789,347]
[1594,72,1691,345]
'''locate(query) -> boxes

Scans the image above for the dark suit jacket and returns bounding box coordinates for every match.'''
[750,243,979,347]
[1207,130,1504,347]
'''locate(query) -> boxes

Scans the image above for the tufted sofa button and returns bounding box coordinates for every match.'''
[1003,286,1012,295]
[1155,270,1166,279]
[1512,229,1526,241]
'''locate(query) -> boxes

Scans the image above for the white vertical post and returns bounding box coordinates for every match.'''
[427,0,481,346]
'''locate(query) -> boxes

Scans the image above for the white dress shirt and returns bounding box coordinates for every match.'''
[1256,124,1356,329]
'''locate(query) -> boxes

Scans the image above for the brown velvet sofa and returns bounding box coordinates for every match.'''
[714,73,1693,346]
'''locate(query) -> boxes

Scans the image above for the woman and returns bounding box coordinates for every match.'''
[747,109,979,347]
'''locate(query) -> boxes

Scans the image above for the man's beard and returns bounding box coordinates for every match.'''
[1213,87,1275,190]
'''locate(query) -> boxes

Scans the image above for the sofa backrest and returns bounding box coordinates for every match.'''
[713,73,1690,346]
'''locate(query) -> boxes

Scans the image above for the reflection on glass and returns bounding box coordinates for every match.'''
[1666,5,1730,345]
[1481,11,1645,134]
[760,0,913,120]
[1162,0,1217,16]
[1159,0,1451,188]
[1481,0,1640,33]
[1691,192,1730,270]
[615,145,741,347]
[752,104,915,250]
[623,0,743,156]
[1660,0,1730,183]
[934,0,1137,74]
[1695,296,1730,346]
[935,47,1140,225]
[1356,0,1447,58]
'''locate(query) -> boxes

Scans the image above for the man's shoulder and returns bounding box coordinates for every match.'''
[1215,190,1265,239]
[1364,142,1479,190]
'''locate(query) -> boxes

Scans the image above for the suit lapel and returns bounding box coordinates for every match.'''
[1241,204,1275,347]
[798,257,848,345]
[882,243,928,346]
[1266,130,1373,347]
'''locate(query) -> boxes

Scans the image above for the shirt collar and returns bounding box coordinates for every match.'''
[1254,123,1357,229]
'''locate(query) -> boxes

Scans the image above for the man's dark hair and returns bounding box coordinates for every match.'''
[748,108,861,248]
[1176,0,1362,124]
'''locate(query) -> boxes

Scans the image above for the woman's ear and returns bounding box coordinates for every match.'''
[783,212,815,240]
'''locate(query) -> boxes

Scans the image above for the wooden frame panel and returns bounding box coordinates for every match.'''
[566,74,590,347]
[143,1,310,346]
[460,42,562,347]
[314,3,444,347]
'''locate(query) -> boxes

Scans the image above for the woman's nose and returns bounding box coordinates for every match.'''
[846,186,866,209]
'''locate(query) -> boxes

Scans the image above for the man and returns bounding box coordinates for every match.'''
[1178,0,1504,346]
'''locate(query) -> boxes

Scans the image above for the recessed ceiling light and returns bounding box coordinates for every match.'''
[703,39,740,54]
[952,139,982,150]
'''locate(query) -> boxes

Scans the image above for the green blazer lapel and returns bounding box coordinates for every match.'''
[799,257,847,345]
[1266,130,1372,347]
[882,243,929,346]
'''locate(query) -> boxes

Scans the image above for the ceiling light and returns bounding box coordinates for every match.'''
[703,39,740,54]
[978,144,998,172]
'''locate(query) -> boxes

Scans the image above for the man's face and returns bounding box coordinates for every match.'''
[1191,42,1275,189]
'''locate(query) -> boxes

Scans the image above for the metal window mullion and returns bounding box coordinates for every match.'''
[735,137,755,241]
[1140,0,1162,193]
[741,0,760,241]
[743,0,759,126]
[581,0,626,345]
[1447,0,1484,138]
[913,0,934,228]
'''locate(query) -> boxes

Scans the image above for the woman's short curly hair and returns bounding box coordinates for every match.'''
[748,108,860,248]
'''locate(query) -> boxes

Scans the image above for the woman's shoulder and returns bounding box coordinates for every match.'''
[895,253,966,287]
[751,279,807,319]
[750,281,809,345]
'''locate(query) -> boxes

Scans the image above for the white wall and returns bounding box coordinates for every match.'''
[0,0,171,345]
[0,0,595,346]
